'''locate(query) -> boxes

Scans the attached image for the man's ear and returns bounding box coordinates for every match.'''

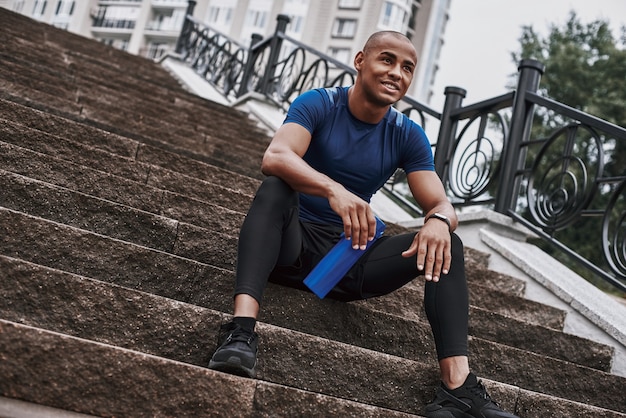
[354,51,364,71]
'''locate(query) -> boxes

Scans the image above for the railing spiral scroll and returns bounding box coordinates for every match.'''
[527,124,603,231]
[447,110,507,204]
[604,180,626,278]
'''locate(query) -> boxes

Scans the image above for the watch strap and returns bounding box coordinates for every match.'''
[426,213,451,231]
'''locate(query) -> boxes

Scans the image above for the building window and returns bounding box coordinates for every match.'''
[379,0,410,31]
[32,0,47,18]
[284,0,308,5]
[51,0,75,28]
[207,6,233,28]
[146,42,169,59]
[332,18,357,39]
[12,0,26,13]
[91,6,139,29]
[245,9,268,30]
[146,9,185,31]
[287,15,304,35]
[55,0,75,16]
[328,47,352,64]
[338,0,362,9]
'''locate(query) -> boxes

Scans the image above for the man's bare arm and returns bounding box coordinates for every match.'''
[262,123,376,249]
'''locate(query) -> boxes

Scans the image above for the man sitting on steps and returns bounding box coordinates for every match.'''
[208,30,519,418]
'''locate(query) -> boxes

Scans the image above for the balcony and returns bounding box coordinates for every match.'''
[151,0,187,10]
[91,17,136,35]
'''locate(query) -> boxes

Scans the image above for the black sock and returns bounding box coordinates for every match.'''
[232,316,256,332]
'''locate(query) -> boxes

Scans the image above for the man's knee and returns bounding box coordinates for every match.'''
[451,232,463,249]
[259,175,288,188]
[450,232,465,261]
[254,176,298,208]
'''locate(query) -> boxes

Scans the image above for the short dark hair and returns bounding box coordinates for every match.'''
[363,31,411,53]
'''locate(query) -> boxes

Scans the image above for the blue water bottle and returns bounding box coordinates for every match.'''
[304,217,386,299]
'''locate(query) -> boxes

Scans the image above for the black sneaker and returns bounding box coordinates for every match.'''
[424,373,519,418]
[208,322,258,378]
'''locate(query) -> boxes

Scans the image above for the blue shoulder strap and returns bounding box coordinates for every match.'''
[324,87,339,106]
[324,86,404,127]
[390,106,404,127]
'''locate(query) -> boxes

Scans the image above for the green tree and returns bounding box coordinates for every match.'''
[511,12,625,143]
[511,11,625,128]
[509,12,626,293]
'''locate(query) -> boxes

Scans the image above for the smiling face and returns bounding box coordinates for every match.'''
[353,32,417,108]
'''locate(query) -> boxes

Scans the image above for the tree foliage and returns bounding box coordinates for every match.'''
[510,11,626,129]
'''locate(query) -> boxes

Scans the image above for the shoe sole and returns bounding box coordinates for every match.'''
[208,357,256,378]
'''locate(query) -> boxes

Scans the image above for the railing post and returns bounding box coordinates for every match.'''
[494,59,545,213]
[236,33,264,98]
[434,86,466,180]
[258,14,290,95]
[174,0,197,54]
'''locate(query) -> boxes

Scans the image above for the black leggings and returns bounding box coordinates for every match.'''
[235,176,469,360]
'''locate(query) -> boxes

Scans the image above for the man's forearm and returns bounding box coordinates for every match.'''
[262,150,338,199]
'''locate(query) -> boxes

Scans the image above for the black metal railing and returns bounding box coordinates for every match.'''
[173,4,626,293]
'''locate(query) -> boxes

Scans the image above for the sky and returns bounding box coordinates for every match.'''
[429,0,626,110]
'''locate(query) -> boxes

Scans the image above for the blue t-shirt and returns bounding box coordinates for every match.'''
[283,86,434,226]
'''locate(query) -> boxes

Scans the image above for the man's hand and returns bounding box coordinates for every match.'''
[401,219,451,282]
[327,185,376,250]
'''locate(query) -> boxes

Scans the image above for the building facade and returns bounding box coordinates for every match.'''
[1,0,450,102]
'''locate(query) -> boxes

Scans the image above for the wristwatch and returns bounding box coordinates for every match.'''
[426,212,451,232]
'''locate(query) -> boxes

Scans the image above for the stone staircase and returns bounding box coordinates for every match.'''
[1,8,625,418]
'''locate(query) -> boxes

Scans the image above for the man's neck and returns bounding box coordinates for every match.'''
[347,86,390,124]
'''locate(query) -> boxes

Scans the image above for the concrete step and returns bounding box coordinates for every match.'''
[0,144,248,243]
[0,13,177,88]
[469,305,612,372]
[0,49,270,181]
[0,89,267,180]
[0,397,99,418]
[0,81,82,116]
[0,170,238,270]
[1,254,625,417]
[3,318,624,418]
[76,96,266,177]
[0,53,76,101]
[0,119,259,211]
[3,119,568,338]
[0,99,263,195]
[0,40,247,140]
[1,209,624,413]
[0,50,271,153]
[71,66,271,142]
[0,319,422,418]
[0,145,571,335]
[3,118,611,370]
